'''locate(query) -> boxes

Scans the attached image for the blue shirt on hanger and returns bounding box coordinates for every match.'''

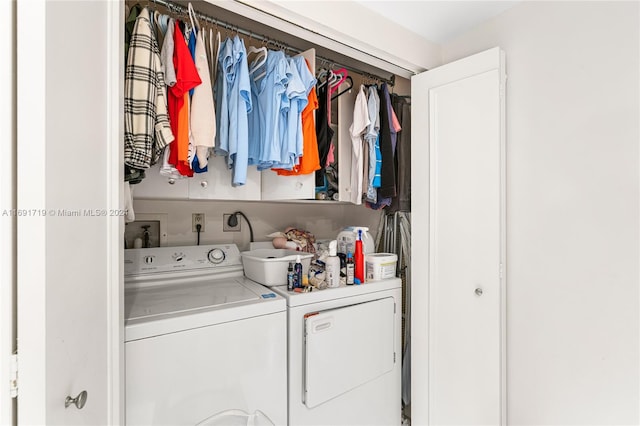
[226,35,252,186]
[215,36,252,186]
[254,50,290,170]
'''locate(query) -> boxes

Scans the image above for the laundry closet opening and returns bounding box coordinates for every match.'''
[123,1,413,424]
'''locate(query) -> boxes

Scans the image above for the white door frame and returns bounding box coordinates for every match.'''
[0,0,16,423]
[106,0,125,423]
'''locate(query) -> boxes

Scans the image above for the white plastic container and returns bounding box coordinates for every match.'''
[337,226,375,255]
[365,253,398,281]
[241,249,313,286]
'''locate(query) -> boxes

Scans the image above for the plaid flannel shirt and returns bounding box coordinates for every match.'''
[124,7,174,169]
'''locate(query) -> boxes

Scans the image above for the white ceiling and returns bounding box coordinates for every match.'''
[355,1,520,44]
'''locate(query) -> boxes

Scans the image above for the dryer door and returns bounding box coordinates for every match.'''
[304,297,395,408]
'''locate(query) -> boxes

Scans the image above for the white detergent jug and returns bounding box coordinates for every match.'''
[337,226,374,255]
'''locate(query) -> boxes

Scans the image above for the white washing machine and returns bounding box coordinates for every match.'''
[124,244,287,426]
[271,280,402,426]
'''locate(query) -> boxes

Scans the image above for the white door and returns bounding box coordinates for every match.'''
[15,1,122,424]
[411,47,506,425]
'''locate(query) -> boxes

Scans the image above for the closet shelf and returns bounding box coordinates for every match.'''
[141,0,401,84]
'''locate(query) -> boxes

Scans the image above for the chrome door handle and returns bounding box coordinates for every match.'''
[475,288,483,296]
[65,390,87,409]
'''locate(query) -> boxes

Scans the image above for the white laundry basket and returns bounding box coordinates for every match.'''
[196,409,274,426]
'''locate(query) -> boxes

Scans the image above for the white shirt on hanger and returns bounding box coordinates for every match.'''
[190,29,216,168]
[348,84,370,205]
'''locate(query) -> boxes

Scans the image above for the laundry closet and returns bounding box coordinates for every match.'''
[125,0,414,253]
[12,1,507,425]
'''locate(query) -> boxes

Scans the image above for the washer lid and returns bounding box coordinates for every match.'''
[125,277,284,341]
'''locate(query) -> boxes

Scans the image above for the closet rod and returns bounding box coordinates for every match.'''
[146,0,396,86]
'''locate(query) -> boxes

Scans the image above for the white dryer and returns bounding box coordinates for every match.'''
[124,244,287,426]
[271,280,402,426]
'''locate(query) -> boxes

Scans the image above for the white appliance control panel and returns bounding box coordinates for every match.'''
[124,244,242,277]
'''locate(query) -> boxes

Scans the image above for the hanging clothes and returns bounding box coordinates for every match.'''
[159,17,183,180]
[124,7,174,173]
[189,28,216,170]
[270,55,311,170]
[315,82,334,187]
[215,35,252,185]
[366,83,396,210]
[160,17,177,88]
[364,86,381,203]
[186,26,198,171]
[275,57,320,176]
[348,84,370,205]
[167,21,201,177]
[386,95,411,213]
[247,62,262,167]
[214,37,230,157]
[251,49,290,171]
[324,82,335,167]
[280,56,309,169]
[377,82,396,199]
[124,4,141,63]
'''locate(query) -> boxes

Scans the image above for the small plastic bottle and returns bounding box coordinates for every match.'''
[346,252,355,285]
[294,255,303,289]
[287,262,295,291]
[326,240,340,288]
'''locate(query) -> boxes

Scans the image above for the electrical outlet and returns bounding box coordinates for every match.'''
[192,213,205,232]
[223,214,241,232]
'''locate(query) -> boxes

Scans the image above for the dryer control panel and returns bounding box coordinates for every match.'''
[124,244,242,277]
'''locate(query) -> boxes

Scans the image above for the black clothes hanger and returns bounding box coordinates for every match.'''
[331,75,353,100]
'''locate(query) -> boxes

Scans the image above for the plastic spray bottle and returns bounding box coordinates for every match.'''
[326,240,340,288]
[354,230,365,284]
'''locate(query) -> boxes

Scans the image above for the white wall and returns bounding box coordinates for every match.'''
[246,0,442,73]
[442,1,639,424]
[132,199,384,252]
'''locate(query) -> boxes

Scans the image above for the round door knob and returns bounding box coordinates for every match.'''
[65,390,87,409]
[168,178,176,185]
[475,288,483,296]
[200,181,208,188]
[295,181,303,190]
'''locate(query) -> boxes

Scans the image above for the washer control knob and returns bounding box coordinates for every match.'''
[144,256,153,264]
[200,180,208,188]
[173,252,185,262]
[207,248,225,264]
